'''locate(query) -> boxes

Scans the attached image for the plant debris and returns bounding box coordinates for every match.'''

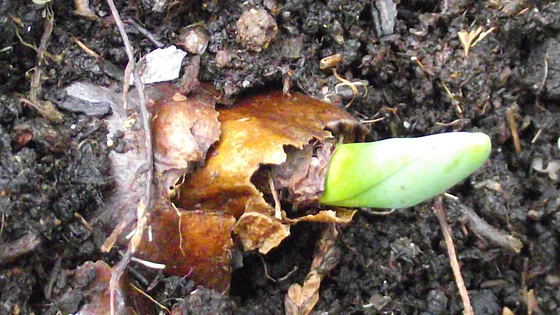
[433,197,474,315]
[176,90,366,254]
[531,157,560,181]
[3,0,560,314]
[285,224,339,315]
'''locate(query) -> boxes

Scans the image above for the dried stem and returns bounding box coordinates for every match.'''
[125,18,165,48]
[433,196,474,315]
[24,7,63,122]
[506,107,521,155]
[445,195,523,254]
[105,0,154,314]
[0,232,41,266]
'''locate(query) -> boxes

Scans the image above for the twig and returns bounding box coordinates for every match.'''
[531,129,542,144]
[471,27,496,48]
[410,56,434,76]
[506,107,521,155]
[23,7,63,122]
[74,212,93,232]
[268,172,282,220]
[30,7,53,104]
[535,53,549,110]
[440,81,462,115]
[105,0,154,314]
[445,195,523,254]
[0,213,4,240]
[74,37,124,81]
[125,18,165,48]
[359,117,385,124]
[0,232,41,266]
[435,118,469,127]
[73,37,100,59]
[130,283,171,314]
[433,196,474,315]
[14,26,60,62]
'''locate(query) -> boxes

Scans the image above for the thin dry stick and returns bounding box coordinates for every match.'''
[0,213,4,240]
[268,172,282,220]
[74,212,93,232]
[506,107,521,155]
[125,18,164,48]
[105,0,153,314]
[257,254,298,283]
[535,53,549,110]
[130,283,171,314]
[73,37,100,58]
[446,197,523,254]
[531,128,542,144]
[433,196,474,315]
[0,232,41,266]
[24,7,63,122]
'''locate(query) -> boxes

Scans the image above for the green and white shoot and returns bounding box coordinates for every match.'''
[319,132,491,208]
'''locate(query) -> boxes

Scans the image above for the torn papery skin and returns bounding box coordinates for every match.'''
[176,90,368,253]
[151,91,221,193]
[100,83,234,294]
[94,86,367,307]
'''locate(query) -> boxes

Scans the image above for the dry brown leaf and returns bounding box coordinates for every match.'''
[285,272,321,315]
[502,306,514,315]
[74,0,98,20]
[525,288,541,315]
[233,212,290,254]
[101,84,221,253]
[285,225,340,315]
[283,209,356,224]
[135,201,236,293]
[99,85,233,296]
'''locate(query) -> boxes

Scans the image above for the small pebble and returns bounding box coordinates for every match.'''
[216,50,232,68]
[236,8,278,52]
[178,25,210,55]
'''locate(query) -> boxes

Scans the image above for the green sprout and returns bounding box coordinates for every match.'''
[319,132,491,208]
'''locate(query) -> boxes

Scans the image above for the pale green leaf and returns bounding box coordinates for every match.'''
[319,132,491,208]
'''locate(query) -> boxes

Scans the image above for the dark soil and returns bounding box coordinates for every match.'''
[2,0,560,314]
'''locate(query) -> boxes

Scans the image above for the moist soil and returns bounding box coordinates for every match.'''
[2,0,560,314]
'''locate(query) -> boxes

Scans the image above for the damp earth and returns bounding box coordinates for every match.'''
[1,0,560,314]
